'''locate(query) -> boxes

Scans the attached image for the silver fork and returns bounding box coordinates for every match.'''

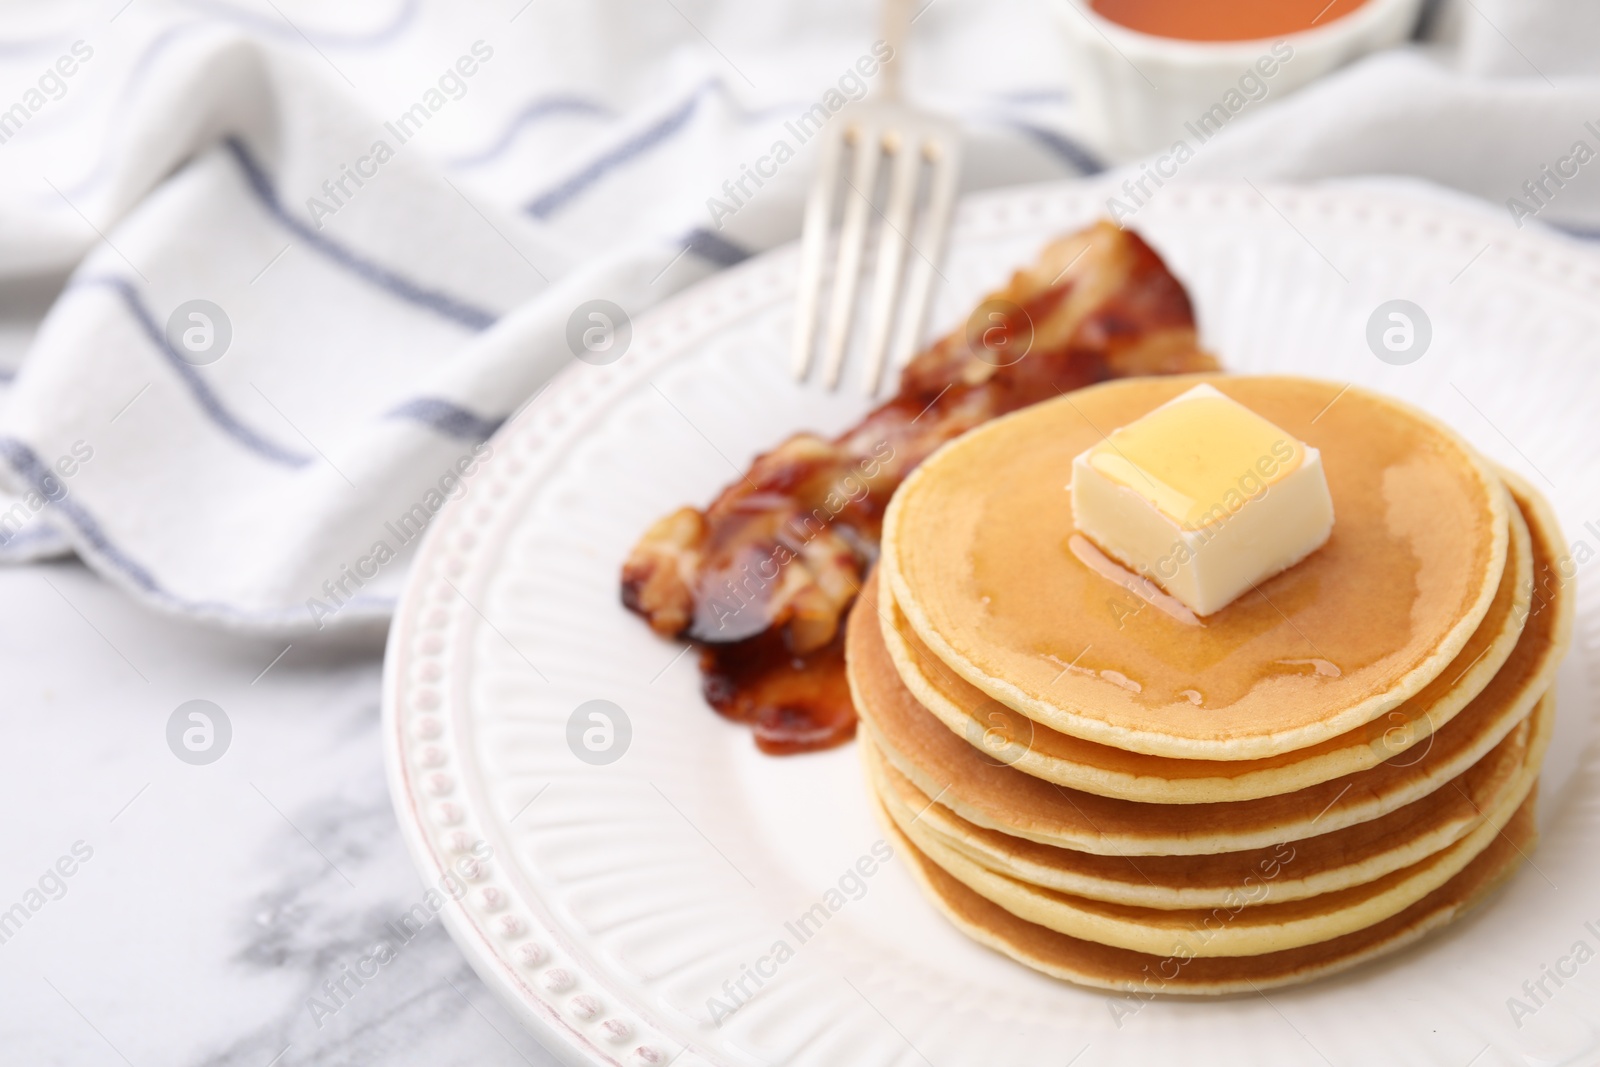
[790,0,964,395]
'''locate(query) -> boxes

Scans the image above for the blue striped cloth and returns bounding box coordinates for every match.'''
[0,1,1101,632]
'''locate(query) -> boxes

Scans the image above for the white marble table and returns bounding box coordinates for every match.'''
[0,559,565,1066]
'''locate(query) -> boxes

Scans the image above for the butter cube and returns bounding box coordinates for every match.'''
[1069,384,1334,616]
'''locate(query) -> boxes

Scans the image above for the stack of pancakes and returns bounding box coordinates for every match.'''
[850,375,1572,993]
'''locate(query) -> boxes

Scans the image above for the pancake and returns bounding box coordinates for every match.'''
[881,375,1511,759]
[864,701,1536,909]
[870,690,1548,956]
[846,526,1569,855]
[877,790,1538,994]
[876,482,1537,802]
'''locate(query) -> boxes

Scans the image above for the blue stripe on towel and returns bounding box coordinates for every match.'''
[0,437,396,624]
[682,227,752,267]
[0,518,69,555]
[0,438,163,593]
[73,276,314,468]
[449,94,617,168]
[224,137,500,331]
[525,84,709,219]
[479,80,793,180]
[387,397,505,442]
[1551,221,1600,241]
[1010,121,1106,176]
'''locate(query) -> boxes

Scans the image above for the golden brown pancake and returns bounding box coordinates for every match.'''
[846,529,1568,855]
[877,791,1538,994]
[877,482,1538,802]
[881,375,1511,759]
[864,701,1536,909]
[870,691,1547,956]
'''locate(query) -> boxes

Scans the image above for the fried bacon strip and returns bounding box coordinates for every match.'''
[622,221,1219,753]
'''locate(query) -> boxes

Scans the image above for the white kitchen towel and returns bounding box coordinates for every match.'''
[0,0,1595,633]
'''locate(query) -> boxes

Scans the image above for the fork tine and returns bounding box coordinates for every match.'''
[791,126,845,382]
[888,136,961,372]
[819,124,883,390]
[858,132,921,395]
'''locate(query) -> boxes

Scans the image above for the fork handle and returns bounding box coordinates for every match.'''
[878,0,911,102]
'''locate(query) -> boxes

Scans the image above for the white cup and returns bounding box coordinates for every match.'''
[1051,0,1425,162]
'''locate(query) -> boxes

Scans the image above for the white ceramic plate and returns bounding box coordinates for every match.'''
[383,178,1600,1067]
